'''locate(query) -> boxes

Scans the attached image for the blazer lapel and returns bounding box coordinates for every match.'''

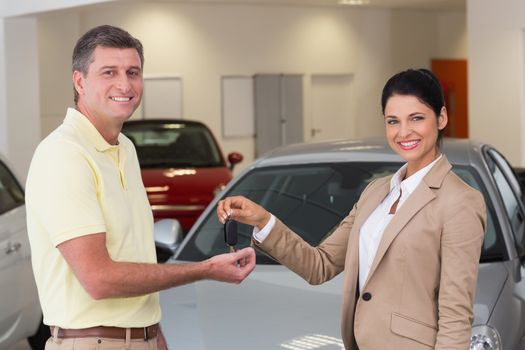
[345,178,390,294]
[362,156,452,288]
[344,178,390,290]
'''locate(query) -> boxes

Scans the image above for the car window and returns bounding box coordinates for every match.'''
[452,166,504,262]
[485,148,525,257]
[512,167,525,203]
[177,162,503,264]
[121,122,223,168]
[0,161,24,215]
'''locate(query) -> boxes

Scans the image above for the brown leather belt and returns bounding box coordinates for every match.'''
[50,324,159,340]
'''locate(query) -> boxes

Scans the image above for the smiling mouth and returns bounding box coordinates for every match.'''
[398,140,420,150]
[110,96,132,102]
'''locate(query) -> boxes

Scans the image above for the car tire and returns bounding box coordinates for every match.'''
[27,318,50,350]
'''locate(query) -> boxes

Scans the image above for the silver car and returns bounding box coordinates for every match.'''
[157,138,525,350]
[0,154,49,350]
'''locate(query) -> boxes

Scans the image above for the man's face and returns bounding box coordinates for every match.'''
[73,46,143,125]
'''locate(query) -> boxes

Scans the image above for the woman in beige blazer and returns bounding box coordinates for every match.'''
[217,69,486,350]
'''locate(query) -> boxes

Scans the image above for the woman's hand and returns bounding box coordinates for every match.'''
[217,196,271,230]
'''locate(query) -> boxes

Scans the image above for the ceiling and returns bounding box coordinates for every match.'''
[153,0,466,11]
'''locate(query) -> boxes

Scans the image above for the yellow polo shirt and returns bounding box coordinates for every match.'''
[25,108,160,328]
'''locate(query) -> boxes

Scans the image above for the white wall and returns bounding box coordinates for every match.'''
[0,0,114,17]
[390,9,440,73]
[36,2,465,174]
[2,16,41,182]
[437,11,467,59]
[468,0,525,165]
[390,9,467,67]
[0,18,7,156]
[38,12,80,136]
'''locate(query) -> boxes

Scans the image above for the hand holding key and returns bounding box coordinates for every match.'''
[217,195,271,230]
[199,203,257,284]
[224,218,238,253]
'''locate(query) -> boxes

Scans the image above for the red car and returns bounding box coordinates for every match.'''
[121,119,242,233]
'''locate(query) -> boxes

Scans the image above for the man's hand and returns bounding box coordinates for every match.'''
[217,196,271,230]
[205,247,256,284]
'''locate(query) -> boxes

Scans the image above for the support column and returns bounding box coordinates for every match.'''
[0,18,8,157]
[3,16,41,182]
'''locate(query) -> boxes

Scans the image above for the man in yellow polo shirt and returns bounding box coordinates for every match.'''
[25,25,256,350]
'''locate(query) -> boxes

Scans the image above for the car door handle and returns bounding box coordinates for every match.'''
[5,241,21,255]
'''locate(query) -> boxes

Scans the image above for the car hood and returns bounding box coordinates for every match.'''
[141,167,231,196]
[160,261,507,349]
[472,261,508,325]
[160,264,345,350]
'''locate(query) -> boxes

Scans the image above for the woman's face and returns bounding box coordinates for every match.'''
[384,94,447,175]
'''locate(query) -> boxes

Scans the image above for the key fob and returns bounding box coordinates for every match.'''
[223,218,238,247]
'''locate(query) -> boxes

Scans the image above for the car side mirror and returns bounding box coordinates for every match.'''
[154,219,184,263]
[228,152,243,170]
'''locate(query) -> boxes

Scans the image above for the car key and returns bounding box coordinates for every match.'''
[223,218,238,253]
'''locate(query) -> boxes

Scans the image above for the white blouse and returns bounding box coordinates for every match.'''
[358,155,441,292]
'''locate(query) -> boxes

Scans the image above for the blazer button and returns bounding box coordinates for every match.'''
[362,292,372,301]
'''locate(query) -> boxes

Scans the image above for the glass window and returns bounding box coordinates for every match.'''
[486,149,525,257]
[121,122,223,168]
[452,166,504,262]
[177,161,503,264]
[0,161,24,215]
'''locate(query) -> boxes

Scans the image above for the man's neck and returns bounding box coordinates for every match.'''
[92,121,121,145]
[76,106,122,145]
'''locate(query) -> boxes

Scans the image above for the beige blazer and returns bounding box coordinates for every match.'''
[254,156,486,350]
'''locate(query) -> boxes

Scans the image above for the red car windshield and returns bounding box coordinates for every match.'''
[122,122,224,168]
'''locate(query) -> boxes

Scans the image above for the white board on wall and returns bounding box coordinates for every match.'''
[143,77,182,119]
[221,76,254,137]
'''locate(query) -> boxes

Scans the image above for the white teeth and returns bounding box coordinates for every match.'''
[400,140,418,147]
[111,97,131,102]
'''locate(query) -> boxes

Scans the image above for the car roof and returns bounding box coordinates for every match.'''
[251,137,487,168]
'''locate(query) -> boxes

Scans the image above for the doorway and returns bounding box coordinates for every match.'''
[310,74,354,142]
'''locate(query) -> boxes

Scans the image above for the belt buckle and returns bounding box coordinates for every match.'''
[143,327,148,341]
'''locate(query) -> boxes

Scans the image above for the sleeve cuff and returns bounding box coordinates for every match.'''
[252,214,276,243]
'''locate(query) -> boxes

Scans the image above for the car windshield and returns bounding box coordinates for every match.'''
[177,162,504,264]
[121,122,223,168]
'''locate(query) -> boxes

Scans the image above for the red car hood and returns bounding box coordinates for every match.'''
[141,167,232,204]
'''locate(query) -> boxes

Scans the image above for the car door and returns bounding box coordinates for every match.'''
[0,159,33,347]
[483,148,525,349]
[485,148,525,258]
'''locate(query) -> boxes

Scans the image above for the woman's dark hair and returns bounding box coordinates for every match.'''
[381,68,446,147]
[72,25,144,105]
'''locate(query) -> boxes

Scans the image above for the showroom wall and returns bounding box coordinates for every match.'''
[0,16,41,181]
[38,13,80,139]
[36,2,466,175]
[0,18,6,156]
[468,0,525,165]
